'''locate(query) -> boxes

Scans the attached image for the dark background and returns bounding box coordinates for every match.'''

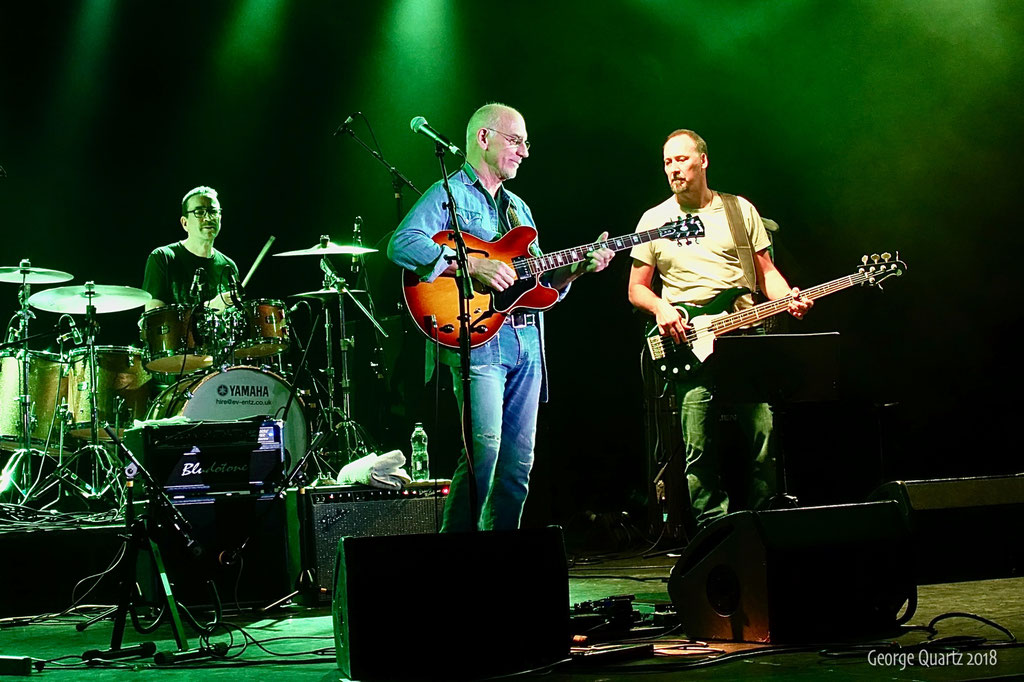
[2,1,1021,529]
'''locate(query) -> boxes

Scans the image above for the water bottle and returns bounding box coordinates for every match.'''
[410,423,429,482]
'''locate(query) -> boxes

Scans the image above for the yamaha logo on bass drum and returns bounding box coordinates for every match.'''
[216,383,270,398]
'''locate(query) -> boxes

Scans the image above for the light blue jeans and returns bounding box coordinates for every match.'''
[442,325,542,532]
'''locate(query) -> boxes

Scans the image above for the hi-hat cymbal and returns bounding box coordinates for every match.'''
[291,288,367,300]
[28,284,152,314]
[274,242,377,257]
[0,265,74,284]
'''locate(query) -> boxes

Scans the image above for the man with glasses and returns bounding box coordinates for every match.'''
[143,185,239,311]
[388,102,613,532]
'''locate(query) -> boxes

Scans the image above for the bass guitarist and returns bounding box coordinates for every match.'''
[626,128,812,532]
[388,103,613,532]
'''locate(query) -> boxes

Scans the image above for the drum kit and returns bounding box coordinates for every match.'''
[0,238,383,510]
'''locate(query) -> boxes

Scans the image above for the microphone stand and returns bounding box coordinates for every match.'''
[79,426,227,665]
[434,142,479,529]
[333,116,421,224]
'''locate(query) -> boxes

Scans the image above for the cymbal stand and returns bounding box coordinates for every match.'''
[317,248,387,468]
[65,284,122,505]
[0,262,39,502]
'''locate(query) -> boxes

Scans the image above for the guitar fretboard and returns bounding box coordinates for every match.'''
[520,221,701,276]
[696,272,871,339]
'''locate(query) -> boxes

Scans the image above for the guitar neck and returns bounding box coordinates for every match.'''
[521,226,682,276]
[706,271,872,336]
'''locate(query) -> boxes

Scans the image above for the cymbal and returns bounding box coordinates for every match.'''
[274,242,377,257]
[291,288,367,300]
[0,265,73,285]
[28,284,152,314]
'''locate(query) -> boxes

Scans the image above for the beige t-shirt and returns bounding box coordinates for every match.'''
[630,192,771,311]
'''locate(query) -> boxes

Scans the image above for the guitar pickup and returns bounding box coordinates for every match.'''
[647,336,667,360]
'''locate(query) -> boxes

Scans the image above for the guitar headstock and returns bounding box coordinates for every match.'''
[657,215,705,245]
[858,251,907,289]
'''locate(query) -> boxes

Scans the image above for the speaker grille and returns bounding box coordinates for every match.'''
[303,485,447,599]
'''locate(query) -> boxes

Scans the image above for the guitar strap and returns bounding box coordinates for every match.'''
[506,202,521,230]
[719,192,760,295]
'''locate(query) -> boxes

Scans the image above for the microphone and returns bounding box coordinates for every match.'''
[190,266,203,301]
[227,271,244,308]
[68,318,83,344]
[333,112,358,136]
[410,116,464,157]
[57,318,83,345]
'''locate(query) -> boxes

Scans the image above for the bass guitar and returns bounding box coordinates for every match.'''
[403,217,705,349]
[647,252,907,380]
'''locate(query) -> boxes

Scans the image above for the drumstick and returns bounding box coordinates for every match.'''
[242,235,275,288]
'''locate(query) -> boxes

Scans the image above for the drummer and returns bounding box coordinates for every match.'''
[142,186,240,311]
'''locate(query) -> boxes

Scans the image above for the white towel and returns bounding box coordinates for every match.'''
[338,450,411,490]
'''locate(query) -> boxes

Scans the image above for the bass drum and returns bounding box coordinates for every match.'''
[147,366,307,463]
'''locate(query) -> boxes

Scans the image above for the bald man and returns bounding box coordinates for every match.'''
[388,103,613,532]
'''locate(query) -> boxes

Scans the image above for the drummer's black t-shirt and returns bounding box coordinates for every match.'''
[142,242,239,306]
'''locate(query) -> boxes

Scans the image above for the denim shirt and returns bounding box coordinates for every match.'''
[388,163,567,401]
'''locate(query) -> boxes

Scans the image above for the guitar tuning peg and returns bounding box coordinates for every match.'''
[870,253,880,263]
[881,252,892,261]
[861,255,869,264]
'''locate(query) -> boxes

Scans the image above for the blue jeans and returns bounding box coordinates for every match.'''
[442,325,542,532]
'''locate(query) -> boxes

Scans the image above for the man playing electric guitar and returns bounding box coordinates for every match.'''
[626,129,812,531]
[388,103,613,532]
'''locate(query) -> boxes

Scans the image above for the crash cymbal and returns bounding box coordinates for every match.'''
[274,241,377,257]
[0,265,74,284]
[291,288,367,300]
[28,284,152,315]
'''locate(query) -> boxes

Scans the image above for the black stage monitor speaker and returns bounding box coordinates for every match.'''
[668,502,915,643]
[869,474,1024,584]
[333,527,569,680]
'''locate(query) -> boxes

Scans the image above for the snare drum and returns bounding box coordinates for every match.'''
[66,346,152,439]
[147,365,307,461]
[0,351,65,443]
[231,299,289,359]
[139,305,215,373]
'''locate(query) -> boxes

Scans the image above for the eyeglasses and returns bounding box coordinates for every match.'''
[185,207,223,219]
[485,128,531,151]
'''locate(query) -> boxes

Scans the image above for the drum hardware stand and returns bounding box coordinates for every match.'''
[279,306,335,481]
[78,426,227,665]
[69,285,125,506]
[0,262,43,503]
[317,250,387,468]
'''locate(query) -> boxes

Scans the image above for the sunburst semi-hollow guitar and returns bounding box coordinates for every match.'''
[403,216,705,349]
[647,252,907,381]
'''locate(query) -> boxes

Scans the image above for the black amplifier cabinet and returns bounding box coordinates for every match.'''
[124,418,285,495]
[141,490,300,610]
[300,480,449,602]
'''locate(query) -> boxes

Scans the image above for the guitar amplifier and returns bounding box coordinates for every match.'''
[123,418,286,496]
[300,480,449,603]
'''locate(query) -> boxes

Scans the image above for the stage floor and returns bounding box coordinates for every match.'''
[1,548,1022,680]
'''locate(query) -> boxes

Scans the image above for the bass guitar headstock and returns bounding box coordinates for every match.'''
[858,251,907,290]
